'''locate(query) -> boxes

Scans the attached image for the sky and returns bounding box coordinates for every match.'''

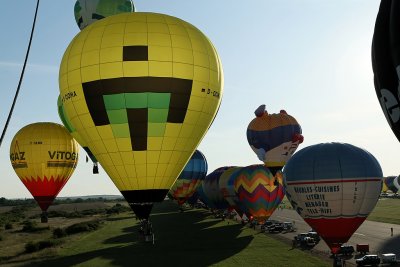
[0,0,396,199]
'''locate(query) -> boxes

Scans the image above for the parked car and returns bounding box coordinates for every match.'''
[303,237,316,247]
[356,244,370,255]
[355,255,380,266]
[338,244,355,255]
[261,220,279,232]
[307,231,320,243]
[268,222,284,233]
[381,253,397,265]
[282,222,296,232]
[294,233,316,247]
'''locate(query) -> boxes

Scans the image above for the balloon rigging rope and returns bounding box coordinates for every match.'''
[0,0,40,148]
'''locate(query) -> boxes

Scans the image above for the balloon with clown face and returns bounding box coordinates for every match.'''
[247,105,303,175]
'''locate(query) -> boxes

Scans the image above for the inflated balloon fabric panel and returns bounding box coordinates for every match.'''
[196,182,212,208]
[383,176,400,193]
[186,191,199,205]
[219,167,246,216]
[284,143,382,218]
[74,0,134,30]
[10,123,79,211]
[59,96,89,149]
[169,150,208,203]
[58,95,75,133]
[58,95,98,164]
[372,0,400,142]
[59,13,223,197]
[235,165,285,223]
[284,143,383,252]
[203,167,231,209]
[247,111,302,167]
[304,217,366,253]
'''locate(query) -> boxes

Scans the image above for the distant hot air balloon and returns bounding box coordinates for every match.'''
[74,0,135,30]
[168,150,208,206]
[59,13,223,222]
[218,166,248,217]
[203,167,232,210]
[234,165,285,224]
[58,95,99,174]
[383,176,400,194]
[247,105,303,175]
[10,122,79,222]
[382,178,389,193]
[196,180,212,208]
[372,0,400,142]
[283,143,383,254]
[186,191,199,206]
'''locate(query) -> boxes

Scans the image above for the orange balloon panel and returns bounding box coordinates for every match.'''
[10,122,79,211]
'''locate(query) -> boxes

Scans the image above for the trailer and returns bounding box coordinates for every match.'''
[356,244,369,255]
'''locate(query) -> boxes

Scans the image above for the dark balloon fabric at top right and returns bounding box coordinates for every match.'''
[372,0,400,141]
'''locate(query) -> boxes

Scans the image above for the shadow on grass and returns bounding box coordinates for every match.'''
[377,235,400,255]
[104,216,135,222]
[26,201,253,267]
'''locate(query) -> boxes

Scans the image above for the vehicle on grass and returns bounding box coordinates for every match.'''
[338,244,355,256]
[307,231,320,243]
[380,192,389,198]
[356,244,370,255]
[333,255,345,267]
[294,233,316,247]
[261,220,279,232]
[355,254,380,266]
[282,221,296,232]
[268,222,284,233]
[302,237,316,247]
[381,253,397,265]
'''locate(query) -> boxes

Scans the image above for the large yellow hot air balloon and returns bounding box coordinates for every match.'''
[10,122,79,222]
[59,12,223,220]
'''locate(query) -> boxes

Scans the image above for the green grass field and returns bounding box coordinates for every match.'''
[368,197,400,225]
[17,201,330,267]
[2,196,399,266]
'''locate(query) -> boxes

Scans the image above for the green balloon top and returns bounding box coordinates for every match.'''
[74,0,135,30]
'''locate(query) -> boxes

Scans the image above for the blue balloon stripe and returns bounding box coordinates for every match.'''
[284,143,383,180]
[247,124,301,150]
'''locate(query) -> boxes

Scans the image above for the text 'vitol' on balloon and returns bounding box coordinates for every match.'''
[48,151,78,160]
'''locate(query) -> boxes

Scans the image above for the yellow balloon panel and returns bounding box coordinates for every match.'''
[59,13,223,202]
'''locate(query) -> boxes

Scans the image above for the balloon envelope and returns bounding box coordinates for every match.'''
[218,166,248,217]
[74,0,135,30]
[169,150,207,205]
[10,122,79,211]
[383,176,400,194]
[196,181,211,208]
[59,13,223,219]
[284,143,383,254]
[234,165,285,223]
[203,167,232,210]
[247,105,303,173]
[58,95,98,169]
[372,0,400,143]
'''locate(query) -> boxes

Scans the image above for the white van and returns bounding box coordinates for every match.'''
[382,253,396,264]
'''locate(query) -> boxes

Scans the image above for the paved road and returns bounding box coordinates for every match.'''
[267,208,400,265]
